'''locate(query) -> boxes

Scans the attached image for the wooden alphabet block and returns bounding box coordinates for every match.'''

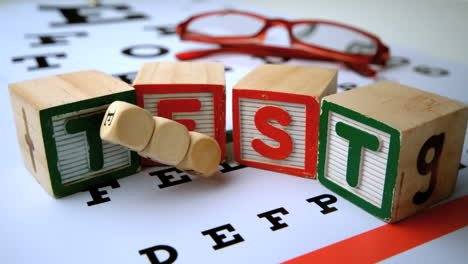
[133,61,226,165]
[176,131,221,177]
[317,81,467,222]
[100,101,155,152]
[138,116,191,166]
[9,71,140,198]
[232,65,337,178]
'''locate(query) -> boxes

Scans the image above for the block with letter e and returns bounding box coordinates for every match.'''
[318,81,467,222]
[232,65,337,178]
[133,61,226,165]
[9,71,140,198]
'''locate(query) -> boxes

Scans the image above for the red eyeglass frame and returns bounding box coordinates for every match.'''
[176,10,390,77]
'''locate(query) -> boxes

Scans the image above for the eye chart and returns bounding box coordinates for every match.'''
[1,1,466,263]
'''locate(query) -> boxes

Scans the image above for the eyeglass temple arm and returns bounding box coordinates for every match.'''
[373,45,390,65]
[176,45,377,77]
[176,44,335,61]
[344,62,377,77]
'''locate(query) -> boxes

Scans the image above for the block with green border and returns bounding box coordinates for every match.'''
[9,70,140,198]
[318,81,467,222]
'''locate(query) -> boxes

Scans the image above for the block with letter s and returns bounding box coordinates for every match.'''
[133,61,226,165]
[9,71,140,197]
[232,65,337,178]
[317,81,467,222]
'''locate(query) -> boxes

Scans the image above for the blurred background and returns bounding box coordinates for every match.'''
[3,0,467,64]
[238,0,468,65]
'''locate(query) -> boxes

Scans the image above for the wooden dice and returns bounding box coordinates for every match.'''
[100,102,220,177]
[133,61,226,165]
[100,101,155,151]
[138,117,190,166]
[317,81,467,222]
[232,65,337,178]
[176,132,222,177]
[9,71,140,197]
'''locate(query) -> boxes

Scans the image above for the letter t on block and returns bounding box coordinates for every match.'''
[233,65,337,178]
[133,62,226,166]
[335,122,380,187]
[317,81,467,222]
[8,71,140,198]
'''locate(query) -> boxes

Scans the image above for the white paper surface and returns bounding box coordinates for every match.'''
[1,1,467,263]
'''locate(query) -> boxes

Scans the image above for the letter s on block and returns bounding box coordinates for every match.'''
[251,106,293,160]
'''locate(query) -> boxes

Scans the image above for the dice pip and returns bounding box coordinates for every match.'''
[317,81,467,222]
[9,71,140,197]
[232,65,337,178]
[133,61,226,165]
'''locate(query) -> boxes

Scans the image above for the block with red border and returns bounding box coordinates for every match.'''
[232,65,337,178]
[133,62,226,166]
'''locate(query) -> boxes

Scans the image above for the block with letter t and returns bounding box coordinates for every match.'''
[133,61,226,165]
[232,64,337,178]
[9,71,140,198]
[317,81,467,222]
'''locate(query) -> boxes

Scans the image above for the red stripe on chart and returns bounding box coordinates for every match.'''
[283,195,468,264]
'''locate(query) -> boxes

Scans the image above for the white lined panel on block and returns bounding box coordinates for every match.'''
[324,112,391,208]
[239,98,307,169]
[52,105,132,185]
[143,92,215,137]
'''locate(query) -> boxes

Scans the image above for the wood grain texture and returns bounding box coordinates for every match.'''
[133,61,225,86]
[138,116,190,166]
[9,70,133,110]
[9,90,52,194]
[233,64,337,98]
[9,71,139,197]
[323,81,466,131]
[320,81,468,222]
[394,104,467,222]
[176,131,221,177]
[100,101,154,152]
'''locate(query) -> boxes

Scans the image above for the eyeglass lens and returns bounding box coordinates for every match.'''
[292,23,377,55]
[187,14,265,37]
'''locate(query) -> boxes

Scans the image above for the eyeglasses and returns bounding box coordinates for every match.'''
[176,10,390,77]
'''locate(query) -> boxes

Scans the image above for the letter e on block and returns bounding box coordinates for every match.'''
[9,71,140,197]
[233,65,337,178]
[317,81,468,222]
[133,62,226,166]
